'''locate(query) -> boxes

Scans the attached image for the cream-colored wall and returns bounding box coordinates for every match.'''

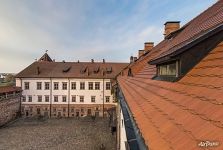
[20,78,51,105]
[120,107,127,150]
[16,78,114,105]
[15,78,21,87]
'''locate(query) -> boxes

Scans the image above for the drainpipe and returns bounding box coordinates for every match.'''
[50,78,52,118]
[103,78,105,118]
[20,78,23,117]
[68,78,70,118]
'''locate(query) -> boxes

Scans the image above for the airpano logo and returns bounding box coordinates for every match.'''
[198,140,220,148]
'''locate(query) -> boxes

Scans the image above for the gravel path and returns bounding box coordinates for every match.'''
[0,117,116,150]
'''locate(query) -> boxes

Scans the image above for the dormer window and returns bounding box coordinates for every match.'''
[158,61,177,76]
[153,61,179,82]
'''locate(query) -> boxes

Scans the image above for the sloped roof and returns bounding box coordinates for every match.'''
[16,61,128,79]
[151,0,223,63]
[118,41,223,150]
[38,53,53,62]
[0,86,22,94]
[124,1,223,75]
[118,1,223,149]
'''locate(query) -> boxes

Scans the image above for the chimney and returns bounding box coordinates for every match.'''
[138,50,144,58]
[164,21,180,38]
[144,42,154,52]
[130,56,134,63]
[103,59,105,63]
[133,57,137,62]
[91,59,94,63]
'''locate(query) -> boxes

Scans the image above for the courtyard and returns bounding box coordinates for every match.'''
[0,117,116,150]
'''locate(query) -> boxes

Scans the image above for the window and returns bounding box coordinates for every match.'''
[71,108,74,112]
[62,82,67,90]
[24,82,29,90]
[63,108,66,112]
[95,82,100,90]
[22,95,26,102]
[45,82,50,90]
[158,62,177,76]
[54,82,59,90]
[37,82,42,90]
[28,95,32,102]
[45,95,49,102]
[128,68,133,77]
[71,82,76,90]
[38,95,42,102]
[37,108,40,114]
[71,95,76,102]
[105,96,110,103]
[106,82,111,90]
[80,82,85,90]
[88,82,93,90]
[53,108,56,112]
[62,96,67,102]
[91,96,96,103]
[54,96,58,102]
[80,96,84,102]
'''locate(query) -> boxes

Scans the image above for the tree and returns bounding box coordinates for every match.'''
[4,74,15,83]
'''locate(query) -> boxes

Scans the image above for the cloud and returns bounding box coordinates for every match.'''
[0,0,217,73]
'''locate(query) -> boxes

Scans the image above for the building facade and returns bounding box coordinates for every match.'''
[16,53,128,118]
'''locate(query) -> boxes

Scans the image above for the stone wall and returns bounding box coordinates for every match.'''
[0,95,21,126]
[21,104,116,118]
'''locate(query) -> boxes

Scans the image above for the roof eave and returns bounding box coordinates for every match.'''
[149,24,223,65]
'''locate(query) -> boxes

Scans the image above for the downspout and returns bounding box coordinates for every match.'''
[68,78,70,118]
[103,78,105,118]
[50,78,52,118]
[20,78,23,117]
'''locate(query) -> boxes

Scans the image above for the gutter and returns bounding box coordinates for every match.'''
[118,86,148,150]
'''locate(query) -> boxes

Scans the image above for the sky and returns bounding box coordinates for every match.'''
[0,0,217,73]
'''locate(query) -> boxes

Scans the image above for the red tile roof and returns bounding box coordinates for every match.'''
[118,1,223,149]
[151,0,223,62]
[0,86,22,94]
[16,61,128,79]
[125,1,223,75]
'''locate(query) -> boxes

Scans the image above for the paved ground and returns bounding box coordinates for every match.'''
[0,117,116,150]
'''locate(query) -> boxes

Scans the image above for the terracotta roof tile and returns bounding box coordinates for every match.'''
[152,1,223,61]
[118,1,223,149]
[0,86,22,94]
[16,62,128,79]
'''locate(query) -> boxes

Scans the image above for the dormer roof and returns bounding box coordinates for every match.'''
[38,53,53,62]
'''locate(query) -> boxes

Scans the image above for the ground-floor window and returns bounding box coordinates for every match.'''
[37,108,41,114]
